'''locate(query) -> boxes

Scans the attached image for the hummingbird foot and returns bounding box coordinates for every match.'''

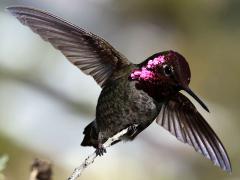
[127,124,138,137]
[95,144,106,156]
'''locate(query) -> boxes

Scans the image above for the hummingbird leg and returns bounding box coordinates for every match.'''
[127,124,138,137]
[95,132,107,156]
[95,143,106,156]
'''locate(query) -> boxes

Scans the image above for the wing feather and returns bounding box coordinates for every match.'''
[7,6,130,87]
[156,93,231,172]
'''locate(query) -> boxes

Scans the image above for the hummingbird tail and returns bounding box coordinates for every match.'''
[81,121,98,148]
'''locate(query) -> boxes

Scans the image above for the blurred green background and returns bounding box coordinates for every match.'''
[0,0,239,179]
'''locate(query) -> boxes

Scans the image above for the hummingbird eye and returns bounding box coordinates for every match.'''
[163,64,173,76]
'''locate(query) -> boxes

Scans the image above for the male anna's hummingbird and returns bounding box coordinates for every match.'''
[7,6,231,172]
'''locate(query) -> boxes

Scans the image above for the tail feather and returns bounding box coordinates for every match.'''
[81,121,98,148]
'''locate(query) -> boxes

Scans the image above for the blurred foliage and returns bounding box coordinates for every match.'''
[0,134,68,180]
[113,0,240,108]
[114,0,240,30]
[0,155,8,171]
[0,154,8,180]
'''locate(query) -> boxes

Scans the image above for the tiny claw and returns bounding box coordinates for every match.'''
[95,144,106,156]
[127,125,138,137]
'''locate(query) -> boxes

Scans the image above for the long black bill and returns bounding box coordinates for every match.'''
[184,87,210,112]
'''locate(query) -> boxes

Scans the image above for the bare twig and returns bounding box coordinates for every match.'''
[30,159,52,180]
[67,125,138,180]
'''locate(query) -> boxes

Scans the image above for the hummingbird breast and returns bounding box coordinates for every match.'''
[95,66,162,142]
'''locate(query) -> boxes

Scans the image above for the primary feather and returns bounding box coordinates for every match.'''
[7,6,130,87]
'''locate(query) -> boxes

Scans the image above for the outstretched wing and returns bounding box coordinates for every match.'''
[156,93,231,172]
[7,6,130,87]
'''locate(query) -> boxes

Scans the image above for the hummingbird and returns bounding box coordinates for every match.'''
[7,6,231,172]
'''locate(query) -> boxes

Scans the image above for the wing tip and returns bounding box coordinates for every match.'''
[218,163,232,174]
[225,167,232,174]
[6,6,24,13]
[6,6,44,17]
[211,149,232,173]
[6,5,32,11]
[6,6,28,17]
[222,160,232,174]
[5,6,15,15]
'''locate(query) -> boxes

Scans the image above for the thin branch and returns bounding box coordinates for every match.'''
[67,125,138,180]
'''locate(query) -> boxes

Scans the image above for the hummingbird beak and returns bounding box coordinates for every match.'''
[183,87,210,112]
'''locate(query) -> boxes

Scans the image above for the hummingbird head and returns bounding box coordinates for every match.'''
[130,50,209,112]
